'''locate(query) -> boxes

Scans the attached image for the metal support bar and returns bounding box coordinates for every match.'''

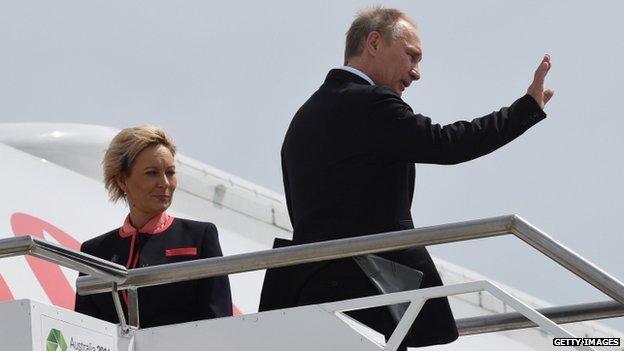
[325,281,596,351]
[111,283,129,334]
[0,236,33,258]
[78,215,513,294]
[511,217,624,305]
[457,300,624,336]
[384,299,426,350]
[77,215,624,312]
[0,235,127,283]
[481,281,593,350]
[72,214,624,336]
[127,288,140,328]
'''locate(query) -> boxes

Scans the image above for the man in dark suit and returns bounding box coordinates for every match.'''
[259,7,553,349]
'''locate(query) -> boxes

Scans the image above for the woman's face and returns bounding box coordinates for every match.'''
[117,144,177,219]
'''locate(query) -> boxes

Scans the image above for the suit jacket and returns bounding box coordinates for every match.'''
[74,218,232,328]
[259,69,546,347]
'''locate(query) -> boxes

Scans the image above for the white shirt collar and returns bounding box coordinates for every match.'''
[339,66,375,85]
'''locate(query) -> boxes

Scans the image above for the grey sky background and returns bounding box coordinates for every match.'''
[2,0,623,331]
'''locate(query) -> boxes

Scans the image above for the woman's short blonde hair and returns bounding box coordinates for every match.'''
[103,125,177,202]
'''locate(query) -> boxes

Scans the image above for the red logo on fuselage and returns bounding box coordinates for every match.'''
[9,213,80,309]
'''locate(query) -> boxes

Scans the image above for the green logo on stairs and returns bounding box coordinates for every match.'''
[46,329,67,351]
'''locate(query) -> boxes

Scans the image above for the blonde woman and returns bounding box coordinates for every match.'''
[75,125,232,327]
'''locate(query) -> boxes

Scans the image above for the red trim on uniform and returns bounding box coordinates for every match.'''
[232,304,242,316]
[121,290,128,306]
[0,275,14,302]
[165,248,198,257]
[131,251,141,269]
[125,232,138,269]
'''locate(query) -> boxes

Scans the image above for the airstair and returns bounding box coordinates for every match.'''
[1,215,623,350]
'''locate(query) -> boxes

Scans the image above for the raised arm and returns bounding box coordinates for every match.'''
[367,55,553,165]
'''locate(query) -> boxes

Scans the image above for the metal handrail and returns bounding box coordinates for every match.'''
[0,235,127,283]
[1,215,621,337]
[77,214,514,294]
[457,300,624,335]
[75,214,624,336]
[0,235,132,332]
[76,215,624,307]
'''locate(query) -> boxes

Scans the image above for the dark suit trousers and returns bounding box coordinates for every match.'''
[288,246,457,349]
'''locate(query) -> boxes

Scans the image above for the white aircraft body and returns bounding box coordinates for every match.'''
[0,123,621,350]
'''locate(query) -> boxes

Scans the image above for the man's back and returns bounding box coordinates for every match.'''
[262,7,552,349]
[283,68,545,244]
[262,66,547,348]
[283,69,416,243]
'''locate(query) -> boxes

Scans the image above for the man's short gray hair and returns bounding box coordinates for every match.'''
[344,7,416,65]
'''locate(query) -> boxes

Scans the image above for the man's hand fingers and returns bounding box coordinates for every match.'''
[532,54,552,88]
[527,54,553,109]
[543,89,555,105]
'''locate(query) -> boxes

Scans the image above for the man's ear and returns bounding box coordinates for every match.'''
[364,31,382,57]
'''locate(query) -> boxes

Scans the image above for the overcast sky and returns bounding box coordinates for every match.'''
[2,0,623,331]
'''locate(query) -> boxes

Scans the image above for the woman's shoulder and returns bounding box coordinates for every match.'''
[172,218,218,235]
[170,218,223,256]
[80,228,121,253]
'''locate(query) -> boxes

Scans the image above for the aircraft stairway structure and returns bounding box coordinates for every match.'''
[1,215,623,350]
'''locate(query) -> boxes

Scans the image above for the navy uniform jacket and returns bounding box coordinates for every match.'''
[75,217,232,328]
[259,69,546,348]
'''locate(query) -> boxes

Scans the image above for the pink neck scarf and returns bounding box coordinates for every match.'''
[118,211,174,238]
